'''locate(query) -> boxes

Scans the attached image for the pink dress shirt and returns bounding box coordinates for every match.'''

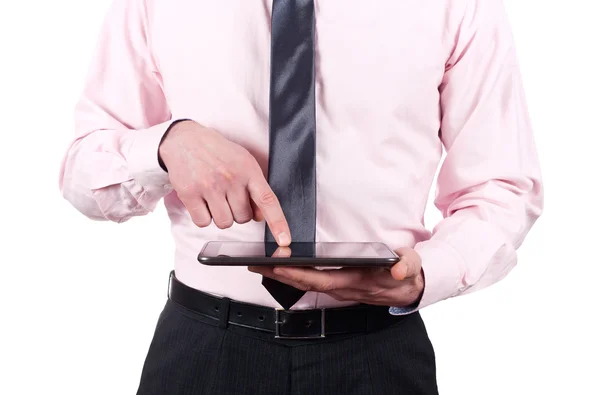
[59,0,543,313]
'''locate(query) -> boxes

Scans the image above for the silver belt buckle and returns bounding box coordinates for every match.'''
[274,308,326,339]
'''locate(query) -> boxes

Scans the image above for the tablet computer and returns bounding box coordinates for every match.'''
[197,241,399,267]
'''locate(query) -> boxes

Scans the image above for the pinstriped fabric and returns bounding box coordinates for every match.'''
[137,300,438,394]
[137,301,290,394]
[290,335,374,395]
[136,302,229,394]
[362,316,438,394]
[290,318,438,394]
[209,331,290,394]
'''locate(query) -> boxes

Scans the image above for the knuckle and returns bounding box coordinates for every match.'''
[175,183,199,201]
[319,280,336,292]
[193,219,212,228]
[258,190,277,206]
[406,263,417,277]
[366,287,384,297]
[215,164,238,184]
[192,215,212,228]
[235,212,253,224]
[236,147,254,163]
[214,218,234,229]
[201,176,221,193]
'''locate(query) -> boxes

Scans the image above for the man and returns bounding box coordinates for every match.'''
[59,0,543,393]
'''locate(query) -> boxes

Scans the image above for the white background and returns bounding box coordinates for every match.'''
[1,1,599,394]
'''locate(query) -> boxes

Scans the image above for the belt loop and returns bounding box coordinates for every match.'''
[167,270,175,299]
[218,297,231,329]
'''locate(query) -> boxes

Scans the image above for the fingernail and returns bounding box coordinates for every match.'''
[273,268,285,275]
[278,232,291,246]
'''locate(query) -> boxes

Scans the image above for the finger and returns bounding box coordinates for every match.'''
[184,198,212,228]
[205,194,234,229]
[247,176,291,246]
[321,289,359,303]
[248,267,310,291]
[271,267,365,293]
[226,188,254,224]
[391,248,422,280]
[272,246,291,258]
[367,267,402,289]
[390,260,408,281]
[250,200,264,222]
[405,258,422,278]
[325,289,389,305]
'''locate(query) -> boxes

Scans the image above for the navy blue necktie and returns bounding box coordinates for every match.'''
[263,0,317,309]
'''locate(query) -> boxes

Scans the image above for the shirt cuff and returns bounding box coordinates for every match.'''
[125,120,177,209]
[389,305,418,316]
[389,240,464,316]
[127,120,178,188]
[413,240,464,309]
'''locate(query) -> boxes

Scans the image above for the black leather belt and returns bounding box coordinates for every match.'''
[168,271,408,339]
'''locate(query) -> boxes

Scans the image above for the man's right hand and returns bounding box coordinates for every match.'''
[159,120,291,246]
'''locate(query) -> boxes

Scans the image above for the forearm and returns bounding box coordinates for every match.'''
[415,181,541,309]
[391,0,543,315]
[59,0,176,222]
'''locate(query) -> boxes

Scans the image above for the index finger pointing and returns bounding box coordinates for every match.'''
[247,177,291,246]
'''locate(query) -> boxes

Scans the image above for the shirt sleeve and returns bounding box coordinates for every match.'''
[58,0,175,223]
[390,0,543,315]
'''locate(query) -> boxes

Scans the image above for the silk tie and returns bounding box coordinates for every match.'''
[263,0,317,310]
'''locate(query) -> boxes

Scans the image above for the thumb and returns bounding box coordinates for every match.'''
[391,247,422,281]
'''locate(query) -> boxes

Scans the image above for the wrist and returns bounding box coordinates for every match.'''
[388,269,425,316]
[158,119,194,171]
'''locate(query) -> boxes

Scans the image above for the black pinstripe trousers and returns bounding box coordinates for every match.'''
[136,299,438,395]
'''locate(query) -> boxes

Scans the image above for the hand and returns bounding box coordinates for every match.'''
[159,120,291,245]
[249,247,425,307]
